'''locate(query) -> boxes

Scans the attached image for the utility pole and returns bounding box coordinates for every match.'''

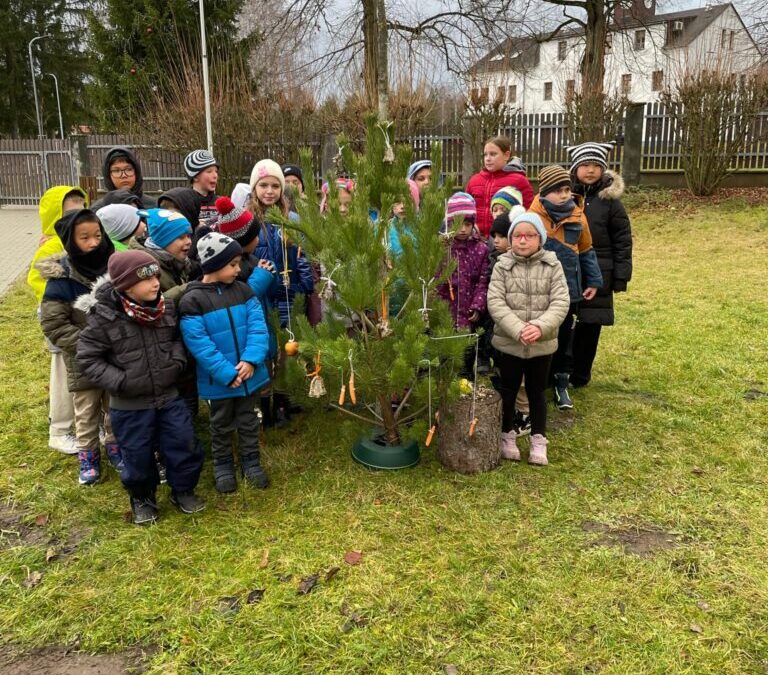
[47,73,65,139]
[199,0,214,153]
[28,34,50,139]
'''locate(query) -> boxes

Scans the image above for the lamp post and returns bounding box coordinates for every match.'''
[47,73,65,139]
[28,34,50,139]
[199,0,213,153]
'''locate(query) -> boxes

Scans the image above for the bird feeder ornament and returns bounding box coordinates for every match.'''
[306,352,326,398]
[284,339,299,357]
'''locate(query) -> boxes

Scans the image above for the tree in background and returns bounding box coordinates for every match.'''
[0,0,90,137]
[87,0,250,130]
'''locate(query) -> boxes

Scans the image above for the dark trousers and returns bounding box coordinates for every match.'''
[572,322,602,387]
[550,303,579,377]
[209,394,261,464]
[111,397,203,499]
[496,352,552,436]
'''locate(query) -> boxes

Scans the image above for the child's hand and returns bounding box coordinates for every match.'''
[235,361,255,381]
[230,375,243,388]
[520,323,542,344]
[258,259,275,273]
[468,310,480,324]
[583,287,598,301]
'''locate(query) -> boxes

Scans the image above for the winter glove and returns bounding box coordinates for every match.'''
[613,279,628,293]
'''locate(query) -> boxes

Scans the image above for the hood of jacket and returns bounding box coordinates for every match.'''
[103,146,144,196]
[91,188,144,212]
[503,157,527,174]
[158,187,202,229]
[573,170,625,201]
[39,186,88,237]
[73,274,113,314]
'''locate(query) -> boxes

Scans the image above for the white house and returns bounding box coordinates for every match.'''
[468,1,763,113]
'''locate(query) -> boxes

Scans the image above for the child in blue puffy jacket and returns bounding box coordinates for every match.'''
[179,233,271,494]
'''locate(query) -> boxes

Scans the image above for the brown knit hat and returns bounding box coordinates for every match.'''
[537,165,572,198]
[108,250,160,292]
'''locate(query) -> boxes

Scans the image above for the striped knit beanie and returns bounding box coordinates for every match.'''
[446,191,476,222]
[215,196,258,247]
[197,233,243,274]
[490,186,523,212]
[184,149,218,179]
[537,165,572,198]
[566,141,614,172]
[407,159,432,181]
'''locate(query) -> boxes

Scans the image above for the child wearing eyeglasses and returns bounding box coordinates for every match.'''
[487,212,570,466]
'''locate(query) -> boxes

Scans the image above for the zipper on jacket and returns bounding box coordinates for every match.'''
[524,259,531,358]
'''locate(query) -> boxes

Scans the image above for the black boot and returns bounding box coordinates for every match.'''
[213,456,237,494]
[241,452,270,489]
[130,492,158,525]
[553,373,574,410]
[272,393,290,427]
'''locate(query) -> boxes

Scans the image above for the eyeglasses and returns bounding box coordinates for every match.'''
[512,233,539,240]
[110,166,135,177]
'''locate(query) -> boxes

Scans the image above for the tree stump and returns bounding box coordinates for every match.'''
[437,387,502,474]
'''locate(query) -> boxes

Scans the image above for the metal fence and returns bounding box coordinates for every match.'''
[0,139,76,205]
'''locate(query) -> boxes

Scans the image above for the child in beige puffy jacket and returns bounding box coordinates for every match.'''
[487,212,570,465]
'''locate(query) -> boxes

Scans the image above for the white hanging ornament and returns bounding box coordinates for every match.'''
[309,375,326,398]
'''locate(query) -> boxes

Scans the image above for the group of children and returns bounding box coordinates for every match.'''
[27,137,631,524]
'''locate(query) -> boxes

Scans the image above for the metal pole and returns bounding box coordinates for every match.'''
[199,0,214,153]
[47,73,64,139]
[28,34,50,139]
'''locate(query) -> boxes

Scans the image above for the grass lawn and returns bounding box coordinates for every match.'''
[0,191,767,674]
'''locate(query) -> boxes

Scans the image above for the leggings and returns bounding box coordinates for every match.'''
[496,352,553,436]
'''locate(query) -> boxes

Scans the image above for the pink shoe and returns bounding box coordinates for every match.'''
[501,431,520,461]
[528,434,548,466]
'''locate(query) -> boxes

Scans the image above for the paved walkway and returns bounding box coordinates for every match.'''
[0,207,40,296]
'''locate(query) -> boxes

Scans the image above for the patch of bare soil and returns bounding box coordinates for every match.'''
[582,521,684,557]
[0,504,87,559]
[0,647,146,675]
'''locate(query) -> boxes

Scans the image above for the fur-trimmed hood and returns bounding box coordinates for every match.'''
[34,252,68,280]
[73,274,112,314]
[597,171,624,201]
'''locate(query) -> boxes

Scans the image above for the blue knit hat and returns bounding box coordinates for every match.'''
[508,212,547,245]
[407,159,432,181]
[139,208,192,249]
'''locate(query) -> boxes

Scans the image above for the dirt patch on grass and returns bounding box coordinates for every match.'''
[582,521,684,557]
[0,503,88,560]
[0,646,145,675]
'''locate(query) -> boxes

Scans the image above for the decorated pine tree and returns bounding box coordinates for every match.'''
[270,118,476,464]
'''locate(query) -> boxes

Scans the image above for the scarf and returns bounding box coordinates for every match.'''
[540,197,577,225]
[55,209,115,281]
[118,291,166,325]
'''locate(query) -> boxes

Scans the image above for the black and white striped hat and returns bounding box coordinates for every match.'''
[184,149,219,179]
[566,142,615,172]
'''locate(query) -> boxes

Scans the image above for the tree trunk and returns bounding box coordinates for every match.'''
[378,392,399,445]
[375,0,389,121]
[582,0,607,98]
[437,390,502,474]
[362,0,379,114]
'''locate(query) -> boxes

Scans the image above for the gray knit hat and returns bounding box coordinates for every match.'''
[184,149,218,179]
[96,204,141,242]
[197,233,243,274]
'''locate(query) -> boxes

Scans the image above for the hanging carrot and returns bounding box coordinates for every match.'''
[468,417,478,437]
[425,425,436,447]
[348,371,357,405]
[448,278,455,302]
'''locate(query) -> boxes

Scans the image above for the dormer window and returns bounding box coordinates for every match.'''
[558,41,567,61]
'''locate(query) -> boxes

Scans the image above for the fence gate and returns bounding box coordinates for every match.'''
[0,140,77,206]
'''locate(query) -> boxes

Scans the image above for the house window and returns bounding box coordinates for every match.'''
[652,70,664,91]
[495,86,505,103]
[544,82,553,100]
[634,30,646,50]
[721,29,728,48]
[508,85,517,103]
[558,41,567,61]
[565,79,576,100]
[480,87,489,103]
[729,30,735,50]
[606,33,613,51]
[621,74,632,95]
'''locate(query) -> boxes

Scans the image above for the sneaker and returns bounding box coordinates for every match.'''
[105,443,124,472]
[512,411,531,437]
[49,432,78,455]
[78,449,101,485]
[553,373,574,410]
[130,497,158,525]
[170,491,206,514]
[500,431,521,461]
[528,434,549,466]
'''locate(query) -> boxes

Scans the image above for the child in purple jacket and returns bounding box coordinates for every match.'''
[437,192,490,331]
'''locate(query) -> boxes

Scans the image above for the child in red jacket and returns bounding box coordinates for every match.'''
[466,136,534,238]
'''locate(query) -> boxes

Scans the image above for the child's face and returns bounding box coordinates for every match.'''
[338,188,352,217]
[491,203,509,219]
[483,143,511,172]
[492,232,510,253]
[207,256,242,285]
[545,185,572,205]
[194,166,218,193]
[125,275,160,303]
[109,159,136,190]
[133,220,147,240]
[285,175,303,194]
[165,233,192,260]
[576,163,603,185]
[255,177,282,206]
[510,222,540,257]
[454,218,474,240]
[73,220,103,253]
[413,168,432,191]
[62,196,86,213]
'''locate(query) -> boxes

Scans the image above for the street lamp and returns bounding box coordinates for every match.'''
[28,34,51,139]
[199,0,213,153]
[47,73,65,139]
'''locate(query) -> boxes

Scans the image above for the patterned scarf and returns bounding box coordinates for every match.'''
[118,292,166,325]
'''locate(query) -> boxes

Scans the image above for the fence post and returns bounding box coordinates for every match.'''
[69,134,89,180]
[622,103,644,186]
[321,133,337,178]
